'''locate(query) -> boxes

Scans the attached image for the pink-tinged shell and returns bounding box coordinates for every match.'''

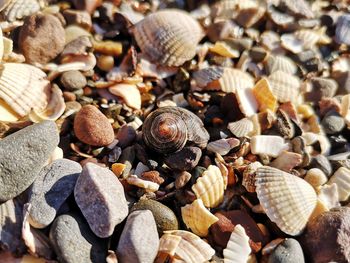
[132,10,203,67]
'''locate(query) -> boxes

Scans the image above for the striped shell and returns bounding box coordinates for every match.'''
[132,10,203,66]
[228,118,254,138]
[251,135,288,158]
[267,70,300,103]
[336,15,350,45]
[181,199,218,237]
[327,167,350,202]
[1,0,45,22]
[255,166,317,235]
[223,225,251,263]
[265,55,297,75]
[192,165,224,208]
[0,63,49,117]
[157,230,215,263]
[252,78,278,112]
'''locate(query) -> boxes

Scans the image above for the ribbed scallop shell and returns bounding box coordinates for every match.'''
[327,167,350,202]
[1,0,45,22]
[192,165,224,208]
[252,78,278,112]
[181,199,218,237]
[242,161,262,193]
[132,10,203,67]
[0,63,49,117]
[336,15,350,45]
[228,118,254,138]
[267,70,300,103]
[223,224,251,263]
[159,230,215,263]
[251,135,288,158]
[255,166,317,235]
[265,55,297,75]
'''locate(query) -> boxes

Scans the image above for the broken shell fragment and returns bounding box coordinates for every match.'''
[270,151,302,172]
[318,183,340,210]
[223,224,251,263]
[252,78,278,112]
[109,84,141,110]
[228,118,254,138]
[207,138,240,156]
[335,15,350,45]
[251,135,289,158]
[267,70,300,103]
[181,199,219,237]
[255,166,317,235]
[242,161,262,193]
[265,55,297,75]
[327,167,350,202]
[126,175,160,192]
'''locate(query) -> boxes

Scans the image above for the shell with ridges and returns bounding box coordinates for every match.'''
[255,166,317,235]
[181,199,218,237]
[1,0,45,22]
[191,165,224,208]
[267,70,300,103]
[327,167,350,202]
[251,135,289,158]
[242,161,262,193]
[252,78,278,112]
[228,117,254,138]
[223,224,251,263]
[132,10,203,67]
[265,55,297,75]
[335,15,350,45]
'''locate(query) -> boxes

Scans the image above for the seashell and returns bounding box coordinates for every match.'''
[265,55,297,75]
[304,168,327,189]
[0,63,50,118]
[266,5,295,29]
[294,27,331,50]
[132,10,203,67]
[318,184,340,210]
[251,135,289,158]
[270,151,302,172]
[267,70,300,103]
[0,0,12,12]
[255,166,317,235]
[209,41,240,58]
[126,174,160,192]
[181,199,219,237]
[242,161,262,192]
[1,0,46,22]
[192,165,225,208]
[29,84,65,123]
[228,118,254,138]
[278,0,314,19]
[235,84,258,117]
[252,78,278,113]
[335,15,350,45]
[223,224,251,263]
[109,84,141,110]
[340,94,350,128]
[327,167,350,202]
[210,0,239,20]
[280,33,304,54]
[207,138,240,156]
[142,106,209,154]
[236,1,265,28]
[157,230,215,263]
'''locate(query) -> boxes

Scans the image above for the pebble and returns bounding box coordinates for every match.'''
[117,210,159,263]
[268,239,305,263]
[28,159,82,229]
[131,199,179,234]
[175,171,192,189]
[19,14,65,64]
[74,162,128,238]
[308,154,332,177]
[63,9,92,30]
[97,55,115,71]
[321,112,345,135]
[164,146,202,171]
[300,207,350,263]
[72,0,102,14]
[307,77,338,102]
[304,168,327,189]
[50,214,107,263]
[74,105,115,146]
[60,70,87,91]
[0,121,59,203]
[116,125,137,148]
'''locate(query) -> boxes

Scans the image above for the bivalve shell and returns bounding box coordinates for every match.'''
[335,15,350,45]
[327,167,350,202]
[255,166,317,235]
[267,70,300,103]
[252,78,278,112]
[265,55,297,75]
[228,117,254,138]
[132,10,203,66]
[251,135,289,158]
[1,0,45,22]
[223,224,251,263]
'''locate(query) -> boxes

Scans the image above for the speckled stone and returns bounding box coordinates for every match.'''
[268,239,305,263]
[321,112,345,135]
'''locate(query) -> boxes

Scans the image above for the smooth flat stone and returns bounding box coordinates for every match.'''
[268,238,305,263]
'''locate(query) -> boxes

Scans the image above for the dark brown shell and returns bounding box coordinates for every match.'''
[142,106,209,154]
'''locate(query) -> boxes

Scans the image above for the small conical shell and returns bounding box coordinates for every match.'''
[223,224,251,263]
[132,10,203,67]
[252,78,278,112]
[0,63,49,117]
[228,118,254,138]
[265,55,297,75]
[181,199,219,237]
[192,165,224,208]
[251,135,289,158]
[255,166,317,235]
[327,167,350,202]
[268,70,300,103]
[1,0,45,22]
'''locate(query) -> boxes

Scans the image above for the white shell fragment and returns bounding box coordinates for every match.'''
[207,138,240,156]
[270,151,302,172]
[255,166,317,235]
[109,84,141,110]
[223,224,251,263]
[126,175,159,192]
[318,183,340,210]
[251,135,289,158]
[327,167,350,202]
[228,118,254,138]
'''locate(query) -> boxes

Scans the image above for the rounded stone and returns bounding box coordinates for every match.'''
[19,14,65,64]
[131,199,179,234]
[268,239,305,263]
[74,105,115,146]
[164,146,202,171]
[321,112,345,135]
[309,155,332,177]
[60,70,87,91]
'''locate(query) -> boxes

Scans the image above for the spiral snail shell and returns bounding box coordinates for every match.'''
[142,106,209,154]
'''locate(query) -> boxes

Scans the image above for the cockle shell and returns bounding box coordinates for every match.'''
[252,78,278,112]
[109,84,141,110]
[327,167,350,202]
[132,10,203,67]
[223,224,251,263]
[335,15,350,45]
[255,166,317,235]
[228,117,254,138]
[265,55,297,75]
[1,0,45,22]
[251,135,289,158]
[280,33,303,54]
[192,165,225,208]
[267,70,300,103]
[181,199,218,237]
[0,63,50,118]
[294,27,331,49]
[157,230,215,263]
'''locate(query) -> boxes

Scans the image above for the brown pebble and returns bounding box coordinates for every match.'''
[72,0,102,14]
[63,91,77,102]
[141,171,164,185]
[97,55,115,72]
[175,171,192,189]
[63,9,92,30]
[74,105,115,146]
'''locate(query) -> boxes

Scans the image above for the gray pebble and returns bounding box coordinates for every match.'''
[50,214,107,263]
[309,154,332,177]
[60,70,87,91]
[321,112,345,134]
[117,210,159,263]
[164,146,202,171]
[28,159,82,229]
[268,239,305,263]
[0,121,59,203]
[74,162,128,238]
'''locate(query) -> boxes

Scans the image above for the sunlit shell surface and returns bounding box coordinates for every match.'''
[267,70,300,103]
[132,10,203,67]
[1,0,44,22]
[327,167,350,202]
[0,63,49,117]
[255,166,317,235]
[158,230,215,263]
[318,183,340,210]
[270,151,302,172]
[0,0,12,12]
[109,83,141,110]
[192,165,224,208]
[181,199,218,237]
[235,85,258,117]
[242,161,262,193]
[335,15,350,45]
[228,118,254,138]
[252,78,278,112]
[265,55,297,75]
[223,224,251,263]
[251,135,288,158]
